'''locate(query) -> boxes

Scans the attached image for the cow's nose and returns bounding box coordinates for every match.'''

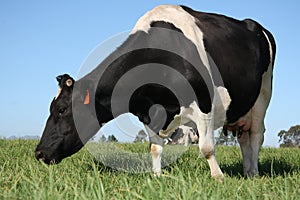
[35,150,45,161]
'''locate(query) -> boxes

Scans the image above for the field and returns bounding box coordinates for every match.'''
[0,139,299,200]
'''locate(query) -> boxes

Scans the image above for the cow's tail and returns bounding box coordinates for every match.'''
[262,28,276,70]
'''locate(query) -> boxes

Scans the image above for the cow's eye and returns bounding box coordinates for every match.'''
[58,108,66,115]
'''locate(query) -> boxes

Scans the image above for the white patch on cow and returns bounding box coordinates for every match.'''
[158,86,230,179]
[55,87,62,100]
[131,5,210,71]
[159,86,230,137]
[262,31,274,66]
[213,86,232,129]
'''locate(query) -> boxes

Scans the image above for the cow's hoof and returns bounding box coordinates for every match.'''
[153,172,161,177]
[212,173,225,182]
[244,171,260,178]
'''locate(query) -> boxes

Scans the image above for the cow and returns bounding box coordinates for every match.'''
[165,124,198,146]
[35,5,276,179]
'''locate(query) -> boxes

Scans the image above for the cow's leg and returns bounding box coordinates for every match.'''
[245,30,274,177]
[145,125,164,176]
[244,95,268,177]
[150,143,163,176]
[197,114,224,179]
[248,123,265,177]
[248,86,270,176]
[238,91,269,177]
[237,130,252,176]
[242,59,273,177]
[182,101,224,179]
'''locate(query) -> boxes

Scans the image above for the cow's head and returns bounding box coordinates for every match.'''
[35,74,88,164]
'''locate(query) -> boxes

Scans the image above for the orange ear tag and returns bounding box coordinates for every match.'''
[83,90,90,105]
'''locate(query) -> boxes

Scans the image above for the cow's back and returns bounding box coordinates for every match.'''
[181,6,274,123]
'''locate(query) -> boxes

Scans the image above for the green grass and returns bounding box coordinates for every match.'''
[0,139,299,199]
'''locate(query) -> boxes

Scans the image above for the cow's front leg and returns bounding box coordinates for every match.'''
[145,125,164,176]
[197,116,224,180]
[150,143,163,176]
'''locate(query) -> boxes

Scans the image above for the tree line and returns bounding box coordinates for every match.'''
[216,124,300,148]
[95,125,300,148]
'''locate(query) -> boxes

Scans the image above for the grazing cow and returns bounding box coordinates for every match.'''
[166,124,198,146]
[35,5,276,179]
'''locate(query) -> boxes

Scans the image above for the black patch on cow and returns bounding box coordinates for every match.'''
[81,23,214,131]
[94,46,212,131]
[150,21,183,33]
[181,5,273,123]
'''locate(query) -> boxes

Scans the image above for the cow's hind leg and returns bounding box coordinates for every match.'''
[247,90,270,177]
[239,100,267,177]
[237,130,252,176]
[239,57,273,177]
[246,30,275,177]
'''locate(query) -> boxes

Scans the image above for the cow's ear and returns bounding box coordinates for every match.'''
[56,74,75,88]
[66,79,73,87]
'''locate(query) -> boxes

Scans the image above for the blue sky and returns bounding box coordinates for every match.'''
[0,0,299,147]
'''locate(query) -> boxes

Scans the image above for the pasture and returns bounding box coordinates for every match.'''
[0,139,299,199]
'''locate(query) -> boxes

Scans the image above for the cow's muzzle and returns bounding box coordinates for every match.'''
[35,150,59,165]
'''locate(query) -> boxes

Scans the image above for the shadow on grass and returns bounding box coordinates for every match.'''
[83,144,299,178]
[87,157,299,178]
[220,159,299,177]
[258,159,299,176]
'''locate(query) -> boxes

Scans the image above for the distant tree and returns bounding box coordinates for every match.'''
[215,129,238,146]
[107,134,118,142]
[216,129,226,145]
[134,130,147,143]
[99,135,106,143]
[278,125,300,148]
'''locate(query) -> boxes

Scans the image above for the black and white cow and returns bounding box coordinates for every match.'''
[166,124,198,146]
[35,5,276,179]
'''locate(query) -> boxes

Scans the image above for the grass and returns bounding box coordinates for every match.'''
[0,139,299,199]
